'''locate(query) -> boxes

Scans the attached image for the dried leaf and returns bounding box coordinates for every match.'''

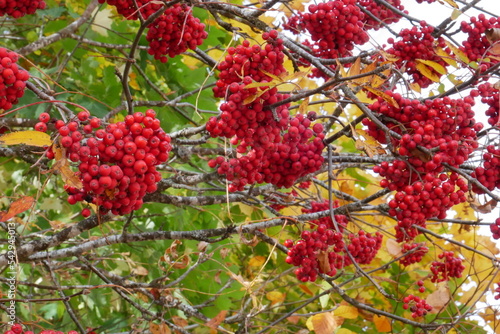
[354,129,387,158]
[486,28,500,44]
[287,315,300,324]
[317,250,331,274]
[197,241,209,252]
[0,130,52,147]
[0,196,35,222]
[150,322,171,334]
[52,144,83,189]
[333,305,358,319]
[131,265,148,276]
[373,314,392,332]
[426,283,450,312]
[172,255,189,269]
[386,239,403,257]
[470,198,497,214]
[205,310,227,329]
[171,316,188,328]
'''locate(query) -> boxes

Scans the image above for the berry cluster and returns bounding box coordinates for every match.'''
[460,15,500,67]
[97,0,161,20]
[2,324,83,334]
[399,242,429,266]
[359,0,406,30]
[490,218,500,240]
[402,294,433,318]
[343,230,383,266]
[285,200,382,282]
[0,0,45,18]
[0,48,29,111]
[430,251,465,283]
[36,110,171,216]
[208,32,325,191]
[365,92,478,241]
[99,0,207,62]
[473,82,499,127]
[416,279,425,293]
[284,0,369,78]
[386,21,449,88]
[471,144,500,194]
[146,4,207,63]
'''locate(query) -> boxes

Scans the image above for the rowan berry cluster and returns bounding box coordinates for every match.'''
[2,324,83,334]
[208,32,325,191]
[386,21,449,88]
[460,15,500,67]
[35,109,171,216]
[98,0,207,62]
[399,242,429,266]
[285,200,382,282]
[0,0,45,18]
[359,0,405,30]
[402,294,433,318]
[473,82,499,127]
[283,0,369,78]
[490,218,500,240]
[471,144,500,194]
[97,0,161,20]
[146,4,208,63]
[0,48,29,111]
[430,251,465,283]
[365,92,478,241]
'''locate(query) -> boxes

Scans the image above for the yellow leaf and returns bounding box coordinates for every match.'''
[0,130,52,147]
[373,315,392,332]
[299,284,314,296]
[435,46,458,68]
[451,8,462,20]
[378,49,400,62]
[266,291,286,305]
[363,87,399,108]
[334,305,358,319]
[416,59,447,75]
[409,82,421,93]
[128,72,141,90]
[248,255,266,267]
[415,62,441,82]
[336,329,357,334]
[347,57,362,80]
[439,0,458,8]
[306,312,338,334]
[444,40,470,64]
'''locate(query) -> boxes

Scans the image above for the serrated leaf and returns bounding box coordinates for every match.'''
[373,315,392,332]
[0,196,35,222]
[334,305,358,319]
[416,59,447,75]
[444,40,470,64]
[0,130,52,147]
[415,62,441,82]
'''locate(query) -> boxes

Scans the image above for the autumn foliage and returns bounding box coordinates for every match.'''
[0,0,499,334]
